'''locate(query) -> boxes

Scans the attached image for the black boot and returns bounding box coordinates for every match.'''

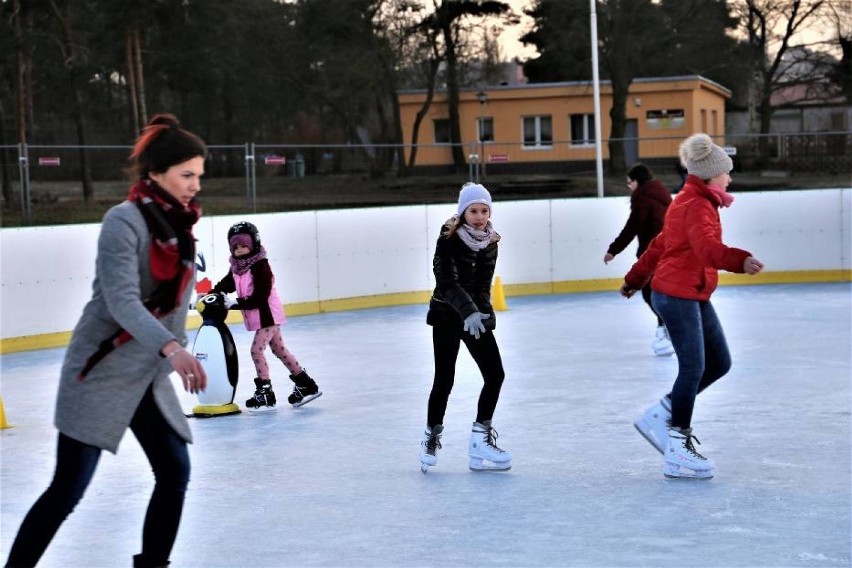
[133,553,170,567]
[245,377,276,410]
[288,370,322,407]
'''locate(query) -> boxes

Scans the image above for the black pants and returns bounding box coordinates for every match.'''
[5,387,190,568]
[427,323,505,428]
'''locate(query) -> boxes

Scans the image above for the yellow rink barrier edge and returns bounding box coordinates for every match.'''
[1,269,848,355]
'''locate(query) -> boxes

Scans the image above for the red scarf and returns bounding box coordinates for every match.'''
[77,179,201,380]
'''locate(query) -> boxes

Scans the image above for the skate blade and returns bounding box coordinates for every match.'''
[469,457,511,472]
[663,463,714,479]
[246,405,278,413]
[292,391,322,408]
[633,421,665,455]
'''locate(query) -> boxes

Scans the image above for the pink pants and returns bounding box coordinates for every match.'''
[250,326,301,380]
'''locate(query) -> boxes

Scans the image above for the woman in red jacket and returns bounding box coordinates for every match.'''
[621,133,764,479]
[604,163,673,356]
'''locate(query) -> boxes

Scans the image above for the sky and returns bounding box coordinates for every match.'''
[497,0,538,60]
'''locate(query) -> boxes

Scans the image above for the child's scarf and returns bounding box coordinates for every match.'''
[229,245,267,275]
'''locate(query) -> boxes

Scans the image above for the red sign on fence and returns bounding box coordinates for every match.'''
[38,157,61,166]
[489,154,509,162]
[264,155,286,165]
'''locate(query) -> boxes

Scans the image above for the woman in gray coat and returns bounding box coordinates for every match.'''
[5,114,208,568]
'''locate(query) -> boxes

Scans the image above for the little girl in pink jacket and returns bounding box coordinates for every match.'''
[212,221,322,410]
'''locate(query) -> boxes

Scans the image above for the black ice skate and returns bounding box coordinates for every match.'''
[245,378,277,412]
[288,370,322,407]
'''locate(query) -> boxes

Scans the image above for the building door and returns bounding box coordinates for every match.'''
[624,119,638,166]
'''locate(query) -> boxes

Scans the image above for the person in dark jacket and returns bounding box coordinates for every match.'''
[419,183,512,473]
[622,133,764,479]
[604,163,674,356]
[4,114,208,568]
[211,221,321,411]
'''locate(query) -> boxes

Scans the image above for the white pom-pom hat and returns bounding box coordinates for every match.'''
[679,133,733,180]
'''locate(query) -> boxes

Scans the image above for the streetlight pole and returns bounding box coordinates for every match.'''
[477,90,487,181]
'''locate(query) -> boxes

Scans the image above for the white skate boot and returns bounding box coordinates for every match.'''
[419,424,443,473]
[468,421,512,471]
[633,397,672,454]
[664,428,715,479]
[652,325,675,356]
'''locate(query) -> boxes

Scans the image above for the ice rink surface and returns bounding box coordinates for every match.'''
[1,283,849,568]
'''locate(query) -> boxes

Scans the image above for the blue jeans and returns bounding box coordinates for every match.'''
[5,387,190,568]
[652,292,732,429]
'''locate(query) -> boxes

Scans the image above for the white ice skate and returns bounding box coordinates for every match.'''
[664,428,715,479]
[468,421,512,471]
[652,326,675,356]
[419,424,443,473]
[633,397,672,454]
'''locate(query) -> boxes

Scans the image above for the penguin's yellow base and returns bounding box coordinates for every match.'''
[192,403,241,418]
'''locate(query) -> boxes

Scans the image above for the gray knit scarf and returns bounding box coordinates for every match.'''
[457,220,497,251]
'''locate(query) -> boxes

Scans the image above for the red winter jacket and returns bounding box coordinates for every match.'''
[624,175,751,301]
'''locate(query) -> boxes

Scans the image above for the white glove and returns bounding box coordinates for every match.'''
[223,294,238,309]
[463,312,488,340]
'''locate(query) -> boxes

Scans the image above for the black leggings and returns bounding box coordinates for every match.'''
[5,387,190,568]
[427,323,505,428]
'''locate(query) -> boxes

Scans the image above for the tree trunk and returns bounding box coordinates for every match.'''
[407,58,441,170]
[50,0,95,202]
[133,29,147,126]
[441,21,466,172]
[607,77,630,174]
[757,94,773,168]
[0,101,11,208]
[13,0,27,146]
[126,31,140,134]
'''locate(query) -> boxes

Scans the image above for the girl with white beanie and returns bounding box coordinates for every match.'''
[621,133,765,479]
[419,182,512,473]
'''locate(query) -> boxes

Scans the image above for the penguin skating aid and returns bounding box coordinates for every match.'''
[191,293,241,417]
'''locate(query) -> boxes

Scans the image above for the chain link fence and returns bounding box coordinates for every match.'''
[1,132,849,226]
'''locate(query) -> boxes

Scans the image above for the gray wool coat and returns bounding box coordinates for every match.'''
[55,200,194,453]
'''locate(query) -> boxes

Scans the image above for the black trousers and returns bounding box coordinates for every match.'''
[5,387,190,568]
[427,323,505,428]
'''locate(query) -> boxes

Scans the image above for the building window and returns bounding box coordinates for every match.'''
[478,117,494,142]
[570,114,596,145]
[522,116,552,148]
[434,119,451,144]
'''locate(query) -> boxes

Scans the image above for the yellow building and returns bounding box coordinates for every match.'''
[397,75,730,171]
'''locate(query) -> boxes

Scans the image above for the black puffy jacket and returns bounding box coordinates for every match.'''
[426,223,499,329]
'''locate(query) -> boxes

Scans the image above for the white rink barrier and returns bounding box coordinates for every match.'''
[1,188,849,351]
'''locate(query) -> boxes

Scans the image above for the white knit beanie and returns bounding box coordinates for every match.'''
[679,133,733,180]
[457,183,492,216]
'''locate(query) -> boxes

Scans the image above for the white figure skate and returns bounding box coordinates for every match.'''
[652,325,675,356]
[664,428,715,479]
[419,424,443,473]
[468,421,512,471]
[633,397,672,454]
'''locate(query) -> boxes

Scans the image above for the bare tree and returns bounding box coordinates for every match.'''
[734,0,833,164]
[412,0,510,172]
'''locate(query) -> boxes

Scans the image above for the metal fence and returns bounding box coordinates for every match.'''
[1,131,849,226]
